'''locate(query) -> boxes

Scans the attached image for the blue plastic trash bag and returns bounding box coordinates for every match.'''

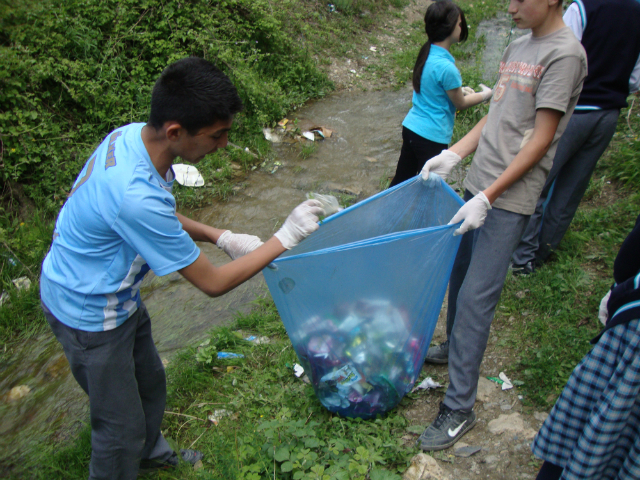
[263,175,464,419]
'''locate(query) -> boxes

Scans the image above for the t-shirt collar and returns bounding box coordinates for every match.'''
[430,44,455,63]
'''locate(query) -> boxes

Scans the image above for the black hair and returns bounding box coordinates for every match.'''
[148,57,243,135]
[412,1,468,93]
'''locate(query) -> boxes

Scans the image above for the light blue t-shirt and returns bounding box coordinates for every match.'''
[402,45,462,145]
[41,123,200,332]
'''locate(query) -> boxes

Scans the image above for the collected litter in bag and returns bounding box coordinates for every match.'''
[263,176,464,419]
[306,192,343,216]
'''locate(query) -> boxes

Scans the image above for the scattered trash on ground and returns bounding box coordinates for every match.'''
[244,335,271,345]
[172,164,204,187]
[217,352,244,359]
[499,372,514,390]
[411,377,442,393]
[12,276,31,290]
[208,409,231,425]
[293,364,304,377]
[454,444,482,458]
[263,127,282,143]
[369,46,377,52]
[309,126,333,139]
[6,385,31,402]
[301,131,315,141]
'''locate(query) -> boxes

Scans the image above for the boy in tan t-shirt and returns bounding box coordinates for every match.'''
[415,0,587,451]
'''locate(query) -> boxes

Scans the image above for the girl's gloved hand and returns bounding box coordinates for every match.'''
[420,150,462,182]
[217,231,264,260]
[461,86,476,96]
[479,83,493,101]
[449,192,492,236]
[274,200,325,250]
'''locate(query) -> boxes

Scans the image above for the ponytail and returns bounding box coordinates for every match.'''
[412,1,468,94]
[413,42,432,94]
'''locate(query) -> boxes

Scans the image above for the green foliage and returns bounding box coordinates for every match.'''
[0,0,333,213]
[501,197,639,406]
[599,103,640,189]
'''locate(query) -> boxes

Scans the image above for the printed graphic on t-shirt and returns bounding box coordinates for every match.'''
[494,61,545,100]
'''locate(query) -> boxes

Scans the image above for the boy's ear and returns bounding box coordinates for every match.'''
[164,122,184,141]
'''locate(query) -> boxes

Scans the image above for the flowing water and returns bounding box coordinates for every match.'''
[0,16,524,470]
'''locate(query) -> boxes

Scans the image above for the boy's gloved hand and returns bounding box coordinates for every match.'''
[217,231,264,260]
[275,200,325,250]
[461,86,476,96]
[479,83,493,101]
[449,192,492,236]
[420,150,462,182]
[598,289,611,325]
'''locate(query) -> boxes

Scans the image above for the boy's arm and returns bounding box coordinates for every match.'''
[420,115,488,180]
[178,200,324,297]
[179,237,286,297]
[449,115,489,158]
[483,108,563,203]
[448,108,563,236]
[176,212,225,244]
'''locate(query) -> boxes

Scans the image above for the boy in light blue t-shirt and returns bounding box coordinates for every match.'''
[41,57,325,479]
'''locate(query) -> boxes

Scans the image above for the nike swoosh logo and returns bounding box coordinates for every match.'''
[448,421,467,437]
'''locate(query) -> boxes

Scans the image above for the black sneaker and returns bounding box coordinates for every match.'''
[418,402,477,451]
[511,261,535,276]
[424,340,449,364]
[139,449,203,474]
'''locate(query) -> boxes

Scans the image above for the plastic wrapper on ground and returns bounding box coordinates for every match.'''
[263,176,464,419]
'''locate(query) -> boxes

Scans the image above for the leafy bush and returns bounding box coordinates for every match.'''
[0,0,333,213]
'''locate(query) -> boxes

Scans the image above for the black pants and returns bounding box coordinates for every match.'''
[389,126,447,188]
[536,461,563,480]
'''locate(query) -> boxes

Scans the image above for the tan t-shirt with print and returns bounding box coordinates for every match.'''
[464,26,587,215]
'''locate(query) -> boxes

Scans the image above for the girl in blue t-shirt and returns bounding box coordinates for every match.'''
[389,1,492,188]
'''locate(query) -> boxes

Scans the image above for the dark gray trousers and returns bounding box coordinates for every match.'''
[43,302,173,480]
[445,191,529,411]
[512,109,620,265]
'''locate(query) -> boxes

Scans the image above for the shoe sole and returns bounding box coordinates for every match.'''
[424,357,448,364]
[419,417,477,451]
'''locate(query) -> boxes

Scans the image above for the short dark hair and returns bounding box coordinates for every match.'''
[413,1,468,93]
[148,57,243,135]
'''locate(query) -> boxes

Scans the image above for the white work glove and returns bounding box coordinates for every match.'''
[479,83,493,101]
[274,200,325,250]
[217,230,264,260]
[461,86,475,96]
[420,150,462,182]
[598,289,611,326]
[449,192,492,236]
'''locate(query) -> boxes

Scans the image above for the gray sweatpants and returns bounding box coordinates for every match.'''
[43,302,174,480]
[512,109,620,265]
[444,191,529,411]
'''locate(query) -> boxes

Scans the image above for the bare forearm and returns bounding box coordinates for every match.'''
[179,236,286,297]
[176,212,225,244]
[457,92,486,110]
[449,115,487,159]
